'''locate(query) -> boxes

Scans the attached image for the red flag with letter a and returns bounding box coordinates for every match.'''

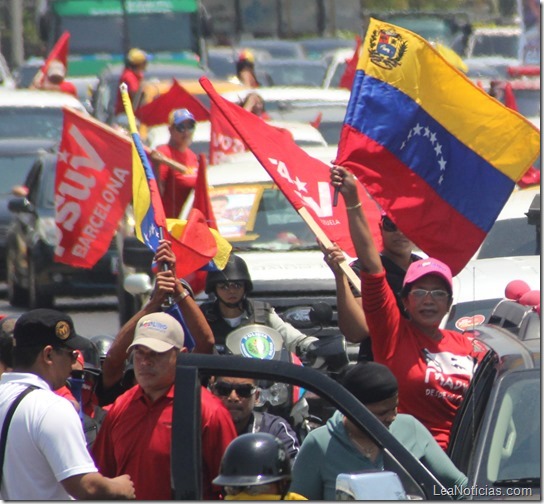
[200,77,382,257]
[55,108,132,268]
[209,101,248,165]
[339,36,361,90]
[34,31,71,87]
[135,80,210,126]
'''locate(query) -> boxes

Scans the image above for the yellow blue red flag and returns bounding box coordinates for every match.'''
[335,18,540,275]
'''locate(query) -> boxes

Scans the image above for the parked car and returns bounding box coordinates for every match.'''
[0,138,58,282]
[6,150,117,309]
[447,307,540,498]
[254,58,328,87]
[0,89,86,140]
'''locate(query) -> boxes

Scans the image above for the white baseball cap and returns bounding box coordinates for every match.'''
[128,312,184,353]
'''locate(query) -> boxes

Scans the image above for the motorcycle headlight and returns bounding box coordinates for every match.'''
[256,382,289,407]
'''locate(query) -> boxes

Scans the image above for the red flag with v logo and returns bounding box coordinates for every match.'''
[200,77,383,257]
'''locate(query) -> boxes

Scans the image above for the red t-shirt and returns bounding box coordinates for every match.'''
[361,270,486,450]
[114,68,144,115]
[156,144,198,218]
[91,384,236,500]
[59,80,78,98]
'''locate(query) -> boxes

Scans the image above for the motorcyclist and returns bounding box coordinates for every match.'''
[212,432,307,500]
[200,254,318,356]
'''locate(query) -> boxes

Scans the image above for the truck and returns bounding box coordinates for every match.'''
[37,0,212,77]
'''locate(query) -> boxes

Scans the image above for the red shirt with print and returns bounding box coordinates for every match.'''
[91,383,236,499]
[361,270,485,450]
[156,144,198,218]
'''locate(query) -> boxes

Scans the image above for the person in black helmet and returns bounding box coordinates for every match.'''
[200,254,318,355]
[213,432,307,500]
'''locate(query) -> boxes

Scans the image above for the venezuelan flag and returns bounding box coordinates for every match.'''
[335,18,540,276]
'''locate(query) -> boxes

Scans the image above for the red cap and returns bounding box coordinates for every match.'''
[403,258,452,291]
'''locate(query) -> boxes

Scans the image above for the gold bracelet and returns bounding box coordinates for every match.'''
[346,202,362,211]
[174,290,190,304]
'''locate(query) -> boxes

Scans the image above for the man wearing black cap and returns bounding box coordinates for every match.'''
[0,309,135,500]
[290,361,468,500]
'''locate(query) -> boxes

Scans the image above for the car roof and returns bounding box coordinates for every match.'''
[495,187,540,221]
[0,89,86,109]
[0,137,57,154]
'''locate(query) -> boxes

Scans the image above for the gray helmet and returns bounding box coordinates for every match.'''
[212,433,291,487]
[205,254,253,294]
[89,334,114,363]
[78,338,102,376]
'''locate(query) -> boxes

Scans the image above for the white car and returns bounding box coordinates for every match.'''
[146,119,327,160]
[0,88,87,140]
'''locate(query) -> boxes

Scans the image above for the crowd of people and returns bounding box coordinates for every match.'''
[0,45,494,500]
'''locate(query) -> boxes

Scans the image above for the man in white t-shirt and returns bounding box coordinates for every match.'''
[0,309,135,500]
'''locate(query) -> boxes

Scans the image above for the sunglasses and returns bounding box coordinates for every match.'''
[217,281,244,291]
[174,123,195,132]
[213,382,257,398]
[381,217,398,233]
[409,289,449,300]
[55,347,79,363]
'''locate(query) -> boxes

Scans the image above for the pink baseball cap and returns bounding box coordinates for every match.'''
[403,258,453,291]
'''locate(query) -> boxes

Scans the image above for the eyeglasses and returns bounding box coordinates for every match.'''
[216,281,244,291]
[54,348,79,363]
[213,382,257,398]
[174,123,195,132]
[409,289,449,300]
[381,217,398,233]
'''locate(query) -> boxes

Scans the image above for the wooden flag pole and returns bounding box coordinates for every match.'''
[297,207,361,294]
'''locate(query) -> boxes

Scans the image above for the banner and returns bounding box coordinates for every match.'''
[209,101,248,165]
[335,18,541,275]
[55,108,132,268]
[200,77,383,258]
[135,80,210,126]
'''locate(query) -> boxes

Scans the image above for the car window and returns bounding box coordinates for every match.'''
[445,298,502,331]
[481,371,540,485]
[477,217,539,259]
[471,34,520,58]
[0,155,40,193]
[0,108,65,140]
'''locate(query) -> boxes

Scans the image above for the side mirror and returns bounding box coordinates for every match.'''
[335,471,408,500]
[8,197,34,214]
[123,273,153,296]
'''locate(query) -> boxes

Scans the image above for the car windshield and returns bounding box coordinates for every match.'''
[0,155,39,193]
[444,298,502,331]
[0,108,64,140]
[210,184,317,251]
[472,34,520,58]
[481,370,540,486]
[477,217,539,259]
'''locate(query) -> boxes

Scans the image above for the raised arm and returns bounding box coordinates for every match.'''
[330,166,382,275]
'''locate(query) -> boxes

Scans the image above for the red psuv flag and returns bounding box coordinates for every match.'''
[209,101,248,165]
[135,80,210,126]
[55,108,132,268]
[200,77,382,257]
[34,31,71,87]
[339,36,361,90]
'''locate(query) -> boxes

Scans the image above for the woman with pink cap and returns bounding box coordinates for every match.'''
[330,166,485,450]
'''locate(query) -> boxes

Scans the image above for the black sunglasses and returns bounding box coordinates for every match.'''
[381,216,398,233]
[213,382,256,398]
[174,123,195,132]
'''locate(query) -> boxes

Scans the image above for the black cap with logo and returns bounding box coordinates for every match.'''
[13,309,87,350]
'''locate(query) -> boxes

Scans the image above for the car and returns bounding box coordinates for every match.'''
[447,310,540,498]
[0,89,87,140]
[146,119,328,160]
[0,138,58,282]
[254,58,328,87]
[321,48,354,89]
[236,39,306,60]
[5,150,118,309]
[489,74,540,127]
[220,86,350,145]
[299,37,356,60]
[90,62,213,125]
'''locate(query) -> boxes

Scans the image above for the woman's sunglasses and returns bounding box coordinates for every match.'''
[213,382,257,398]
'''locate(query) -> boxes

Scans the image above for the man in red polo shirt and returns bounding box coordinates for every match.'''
[151,108,199,218]
[91,311,236,500]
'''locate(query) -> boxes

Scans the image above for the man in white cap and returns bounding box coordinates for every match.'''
[92,310,237,500]
[151,107,199,218]
[33,59,78,97]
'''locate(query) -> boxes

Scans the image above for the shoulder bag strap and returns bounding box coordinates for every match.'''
[0,386,38,488]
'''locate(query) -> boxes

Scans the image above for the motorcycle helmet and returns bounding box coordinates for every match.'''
[78,338,102,376]
[212,432,291,487]
[205,254,253,294]
[90,334,114,364]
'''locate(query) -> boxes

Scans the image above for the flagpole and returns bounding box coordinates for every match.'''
[120,82,174,307]
[298,207,361,293]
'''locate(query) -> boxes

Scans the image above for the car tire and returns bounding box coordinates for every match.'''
[6,249,28,307]
[29,259,53,309]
